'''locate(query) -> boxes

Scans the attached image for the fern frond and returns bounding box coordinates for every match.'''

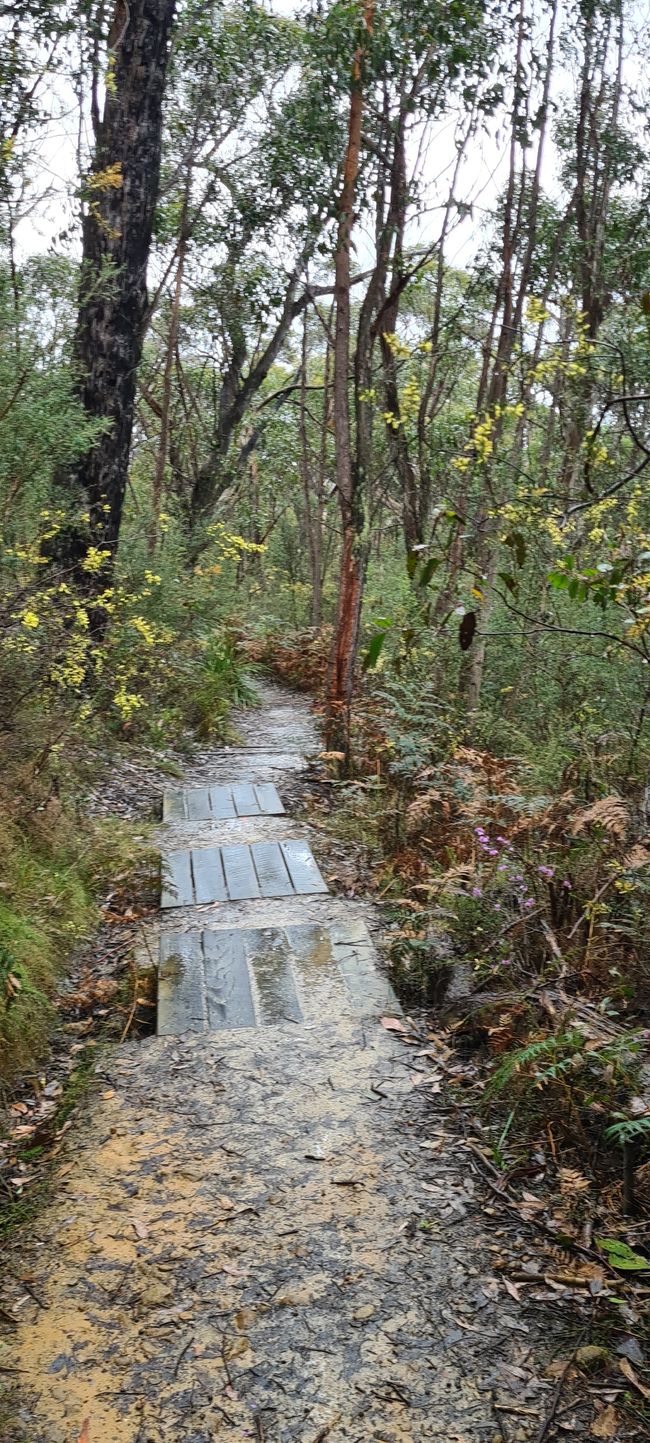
[572,795,629,840]
[559,1167,590,1194]
[486,1030,584,1098]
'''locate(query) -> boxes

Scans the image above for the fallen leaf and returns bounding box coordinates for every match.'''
[77,1421,90,1443]
[596,1237,649,1272]
[130,1217,148,1240]
[216,1194,234,1210]
[503,1278,522,1302]
[590,1405,619,1439]
[616,1335,644,1366]
[380,1016,410,1034]
[619,1357,650,1401]
[412,1070,443,1086]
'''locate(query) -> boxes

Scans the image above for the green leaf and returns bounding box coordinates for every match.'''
[595,1237,650,1271]
[362,632,386,672]
[418,556,441,588]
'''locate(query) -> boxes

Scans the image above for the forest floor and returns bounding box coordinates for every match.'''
[0,681,614,1442]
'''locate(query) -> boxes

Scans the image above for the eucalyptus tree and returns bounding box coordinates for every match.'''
[457,0,648,716]
[140,0,346,552]
[323,0,502,749]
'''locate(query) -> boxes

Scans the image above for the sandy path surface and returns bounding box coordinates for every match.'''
[4,682,552,1442]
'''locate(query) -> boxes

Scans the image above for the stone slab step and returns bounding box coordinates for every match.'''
[163,781,285,822]
[157,922,401,1034]
[160,838,328,908]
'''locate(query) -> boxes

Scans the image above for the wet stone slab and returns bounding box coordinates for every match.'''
[158,922,401,1034]
[163,781,285,822]
[161,838,329,908]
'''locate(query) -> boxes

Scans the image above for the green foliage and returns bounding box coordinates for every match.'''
[0,816,95,1080]
[192,637,257,736]
[483,1026,645,1168]
[485,1030,588,1099]
[595,1237,650,1271]
[605,1115,650,1149]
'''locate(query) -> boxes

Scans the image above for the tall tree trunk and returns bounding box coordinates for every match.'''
[463,0,559,721]
[561,1,623,500]
[326,0,376,754]
[58,0,176,595]
[311,323,332,628]
[377,105,423,552]
[299,309,325,628]
[149,170,191,554]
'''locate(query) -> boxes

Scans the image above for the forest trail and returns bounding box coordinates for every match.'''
[6,683,552,1443]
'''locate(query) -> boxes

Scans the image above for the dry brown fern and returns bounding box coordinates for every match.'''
[571,795,629,840]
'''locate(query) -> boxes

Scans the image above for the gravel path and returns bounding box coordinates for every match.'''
[4,681,554,1442]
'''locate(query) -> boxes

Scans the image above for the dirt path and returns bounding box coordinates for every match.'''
[3,682,555,1443]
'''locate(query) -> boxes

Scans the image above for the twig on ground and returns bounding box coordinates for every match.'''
[491,1395,510,1443]
[310,1419,342,1443]
[106,1259,134,1300]
[120,952,140,1042]
[11,1275,48,1309]
[173,1332,195,1378]
[535,1352,577,1443]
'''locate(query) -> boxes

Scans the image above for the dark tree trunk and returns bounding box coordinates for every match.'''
[325,0,376,758]
[58,0,176,591]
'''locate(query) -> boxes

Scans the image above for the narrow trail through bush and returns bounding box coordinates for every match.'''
[4,683,570,1442]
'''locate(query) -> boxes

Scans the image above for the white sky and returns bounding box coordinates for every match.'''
[9,0,650,279]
